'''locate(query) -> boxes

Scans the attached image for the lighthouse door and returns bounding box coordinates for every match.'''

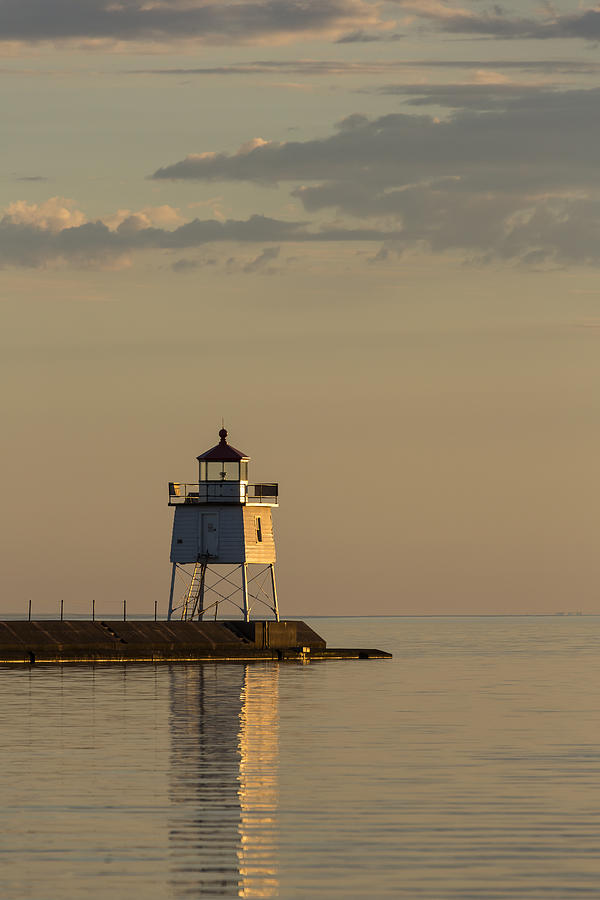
[201,513,219,558]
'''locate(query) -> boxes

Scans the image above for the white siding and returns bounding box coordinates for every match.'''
[170,506,199,563]
[243,506,276,564]
[215,506,246,563]
[170,504,275,564]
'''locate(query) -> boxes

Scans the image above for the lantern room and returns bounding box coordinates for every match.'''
[168,428,278,507]
[197,428,250,484]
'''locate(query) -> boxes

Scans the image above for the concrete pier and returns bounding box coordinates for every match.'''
[0,620,391,664]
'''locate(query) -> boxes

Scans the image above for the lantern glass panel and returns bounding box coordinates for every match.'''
[206,460,240,481]
[222,461,240,481]
[206,461,222,481]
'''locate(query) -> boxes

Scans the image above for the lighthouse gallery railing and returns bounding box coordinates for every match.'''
[168,482,278,505]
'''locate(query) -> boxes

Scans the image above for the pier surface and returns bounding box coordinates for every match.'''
[0,620,391,664]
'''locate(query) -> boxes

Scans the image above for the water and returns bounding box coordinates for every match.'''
[1,616,600,899]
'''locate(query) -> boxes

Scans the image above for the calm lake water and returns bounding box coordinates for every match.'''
[1,616,600,899]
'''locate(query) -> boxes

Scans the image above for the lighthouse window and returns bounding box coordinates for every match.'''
[240,461,248,481]
[206,461,240,481]
[256,517,263,542]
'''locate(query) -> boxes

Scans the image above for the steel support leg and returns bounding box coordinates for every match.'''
[269,564,280,621]
[242,563,250,622]
[198,562,207,621]
[167,562,177,621]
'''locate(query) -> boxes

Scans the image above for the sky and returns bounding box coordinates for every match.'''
[1,0,599,617]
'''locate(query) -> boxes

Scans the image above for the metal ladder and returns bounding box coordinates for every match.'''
[181,561,207,620]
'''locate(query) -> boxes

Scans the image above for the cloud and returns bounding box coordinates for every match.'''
[390,1,600,41]
[242,245,280,273]
[372,82,551,110]
[7,79,600,273]
[300,183,600,267]
[4,185,600,271]
[149,87,600,266]
[171,257,202,273]
[4,197,86,232]
[0,198,402,269]
[171,256,217,272]
[0,0,385,47]
[335,29,405,42]
[130,58,600,78]
[102,204,185,231]
[171,257,201,273]
[2,1,598,52]
[151,88,600,193]
[368,245,393,263]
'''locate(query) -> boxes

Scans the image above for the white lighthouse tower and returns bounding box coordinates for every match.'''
[167,428,279,622]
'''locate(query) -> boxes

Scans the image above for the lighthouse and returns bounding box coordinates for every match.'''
[167,428,279,622]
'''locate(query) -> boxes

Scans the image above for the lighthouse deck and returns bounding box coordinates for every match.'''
[168,482,278,506]
[0,620,391,664]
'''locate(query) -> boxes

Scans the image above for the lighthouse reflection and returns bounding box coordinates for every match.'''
[237,666,279,898]
[168,664,279,898]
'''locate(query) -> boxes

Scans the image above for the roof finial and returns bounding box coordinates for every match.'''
[219,418,228,443]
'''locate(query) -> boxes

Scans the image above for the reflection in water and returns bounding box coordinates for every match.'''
[237,667,279,899]
[168,665,279,898]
